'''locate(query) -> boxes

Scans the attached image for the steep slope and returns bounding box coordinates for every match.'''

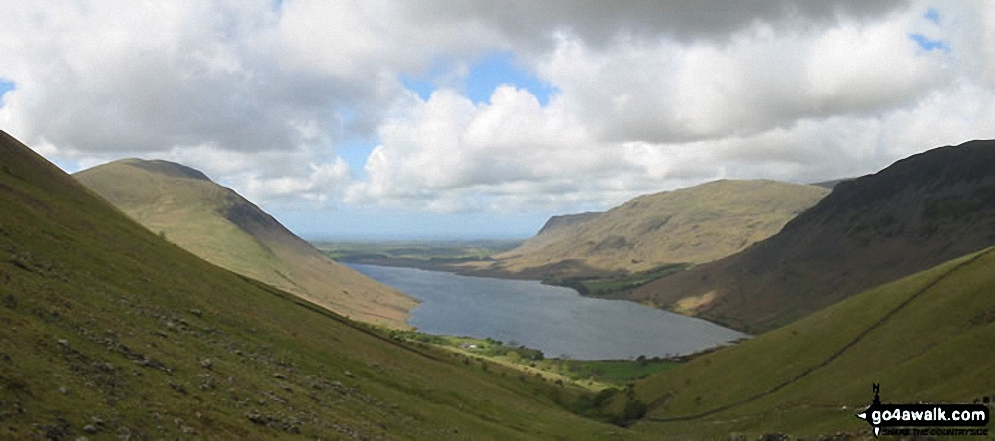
[492,180,829,279]
[75,159,417,329]
[625,247,995,437]
[633,140,995,333]
[0,130,646,439]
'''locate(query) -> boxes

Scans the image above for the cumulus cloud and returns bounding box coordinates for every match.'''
[538,12,949,145]
[2,0,995,222]
[346,86,636,211]
[347,1,995,213]
[0,0,498,205]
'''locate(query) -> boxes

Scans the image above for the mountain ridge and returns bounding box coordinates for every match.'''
[486,179,829,280]
[75,157,418,328]
[633,139,995,333]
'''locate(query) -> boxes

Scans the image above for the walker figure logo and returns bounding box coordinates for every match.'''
[856,384,989,437]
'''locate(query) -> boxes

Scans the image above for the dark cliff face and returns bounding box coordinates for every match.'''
[634,139,995,333]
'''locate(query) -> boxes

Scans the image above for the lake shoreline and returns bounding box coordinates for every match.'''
[339,256,699,317]
[346,262,748,361]
[337,256,533,280]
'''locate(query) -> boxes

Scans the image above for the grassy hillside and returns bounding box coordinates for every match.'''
[0,131,652,439]
[625,247,995,438]
[489,180,828,280]
[633,140,995,333]
[75,158,417,329]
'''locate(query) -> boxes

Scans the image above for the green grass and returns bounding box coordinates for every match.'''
[10,128,992,438]
[316,240,522,264]
[0,131,652,440]
[493,180,829,278]
[623,247,995,438]
[567,360,681,383]
[74,159,418,329]
[552,263,692,299]
[387,331,685,391]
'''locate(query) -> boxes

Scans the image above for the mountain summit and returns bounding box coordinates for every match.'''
[75,158,417,328]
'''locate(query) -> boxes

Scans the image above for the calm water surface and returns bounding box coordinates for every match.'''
[348,263,747,360]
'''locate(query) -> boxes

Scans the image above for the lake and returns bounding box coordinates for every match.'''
[348,263,747,360]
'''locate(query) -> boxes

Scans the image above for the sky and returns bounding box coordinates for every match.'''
[2,1,994,240]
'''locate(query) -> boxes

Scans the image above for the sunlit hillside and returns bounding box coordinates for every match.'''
[76,158,418,329]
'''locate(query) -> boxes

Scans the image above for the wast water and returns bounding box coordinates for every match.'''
[348,263,747,360]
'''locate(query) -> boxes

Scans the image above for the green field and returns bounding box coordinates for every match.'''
[316,240,521,268]
[387,331,684,389]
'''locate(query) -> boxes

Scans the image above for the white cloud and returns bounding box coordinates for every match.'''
[3,0,995,221]
[346,87,640,211]
[538,10,949,145]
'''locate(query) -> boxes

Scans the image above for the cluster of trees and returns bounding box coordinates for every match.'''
[483,342,545,362]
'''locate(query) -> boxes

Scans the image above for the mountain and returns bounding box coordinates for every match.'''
[0,130,647,439]
[490,180,829,280]
[75,158,417,329]
[632,140,995,333]
[623,246,995,437]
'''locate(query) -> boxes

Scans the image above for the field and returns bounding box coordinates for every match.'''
[386,331,685,389]
[315,240,521,270]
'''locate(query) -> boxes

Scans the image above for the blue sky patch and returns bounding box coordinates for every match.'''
[464,52,557,106]
[399,73,436,101]
[336,137,376,179]
[909,33,950,52]
[0,79,15,106]
[924,7,941,24]
[333,106,375,178]
[401,52,558,106]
